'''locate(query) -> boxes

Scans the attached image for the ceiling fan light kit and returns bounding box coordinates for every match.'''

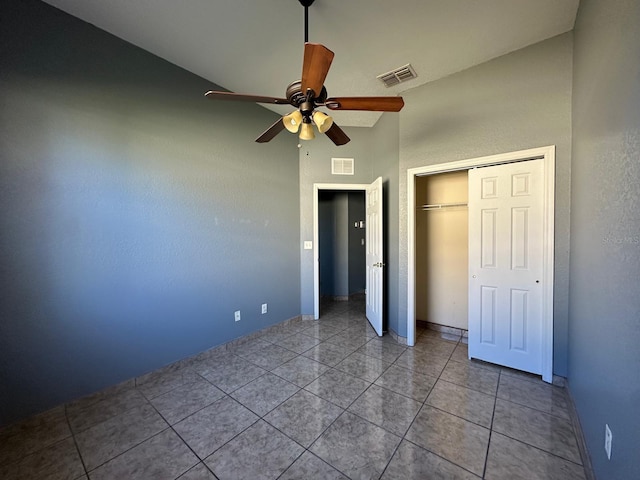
[312,111,333,133]
[283,110,303,133]
[299,120,316,141]
[204,0,404,145]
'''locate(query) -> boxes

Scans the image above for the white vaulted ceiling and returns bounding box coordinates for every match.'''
[42,0,579,127]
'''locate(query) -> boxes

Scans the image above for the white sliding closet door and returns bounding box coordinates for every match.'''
[468,159,545,375]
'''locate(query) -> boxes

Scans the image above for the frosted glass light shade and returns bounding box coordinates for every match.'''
[283,110,303,133]
[299,122,315,140]
[312,111,334,133]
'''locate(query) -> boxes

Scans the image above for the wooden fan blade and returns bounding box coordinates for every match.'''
[325,123,350,146]
[301,43,334,97]
[324,96,404,112]
[255,118,286,143]
[205,90,289,105]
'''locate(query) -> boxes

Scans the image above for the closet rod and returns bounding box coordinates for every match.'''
[419,202,468,211]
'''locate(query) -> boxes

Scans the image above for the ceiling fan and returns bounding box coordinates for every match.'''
[204,0,404,146]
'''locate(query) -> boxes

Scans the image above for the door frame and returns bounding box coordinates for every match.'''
[406,145,555,382]
[313,183,369,320]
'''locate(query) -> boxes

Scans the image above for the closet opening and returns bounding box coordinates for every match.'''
[407,146,556,382]
[415,171,469,336]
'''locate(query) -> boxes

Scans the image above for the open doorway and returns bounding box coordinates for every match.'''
[317,190,366,316]
[314,179,385,335]
[313,183,368,320]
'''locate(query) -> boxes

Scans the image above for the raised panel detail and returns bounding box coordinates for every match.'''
[511,207,529,270]
[512,173,531,196]
[480,286,497,345]
[367,266,378,314]
[481,209,497,268]
[510,289,528,351]
[481,177,498,198]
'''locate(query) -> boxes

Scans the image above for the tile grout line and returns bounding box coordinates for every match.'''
[81,426,173,475]
[63,404,90,479]
[273,316,377,478]
[270,315,396,478]
[440,337,491,478]
[401,435,483,478]
[396,334,487,478]
[491,373,585,467]
[379,335,483,478]
[167,395,263,474]
[493,394,573,423]
[482,369,501,479]
[162,408,224,478]
[487,428,587,468]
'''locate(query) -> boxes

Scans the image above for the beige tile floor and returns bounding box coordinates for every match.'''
[0,298,588,479]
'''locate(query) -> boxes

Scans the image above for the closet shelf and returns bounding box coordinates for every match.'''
[419,202,468,211]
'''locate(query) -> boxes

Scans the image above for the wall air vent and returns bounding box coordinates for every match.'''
[377,64,418,87]
[332,157,354,175]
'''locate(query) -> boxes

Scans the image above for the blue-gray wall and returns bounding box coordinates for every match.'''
[0,0,300,426]
[317,191,365,298]
[370,113,401,335]
[318,191,348,297]
[347,191,366,295]
[318,192,337,296]
[569,0,640,478]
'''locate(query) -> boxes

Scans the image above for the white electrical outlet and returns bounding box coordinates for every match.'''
[234,310,241,322]
[261,303,268,314]
[604,424,612,460]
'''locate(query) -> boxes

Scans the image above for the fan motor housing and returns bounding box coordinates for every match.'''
[286,81,327,107]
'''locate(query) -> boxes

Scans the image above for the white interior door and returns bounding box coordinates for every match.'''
[468,159,545,374]
[366,177,384,336]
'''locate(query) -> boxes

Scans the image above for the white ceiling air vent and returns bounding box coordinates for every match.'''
[332,157,354,175]
[377,64,418,87]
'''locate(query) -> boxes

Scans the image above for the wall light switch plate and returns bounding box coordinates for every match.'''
[261,303,267,314]
[234,310,241,322]
[303,241,313,250]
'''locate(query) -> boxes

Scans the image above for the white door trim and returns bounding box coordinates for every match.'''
[406,145,555,382]
[313,183,370,320]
